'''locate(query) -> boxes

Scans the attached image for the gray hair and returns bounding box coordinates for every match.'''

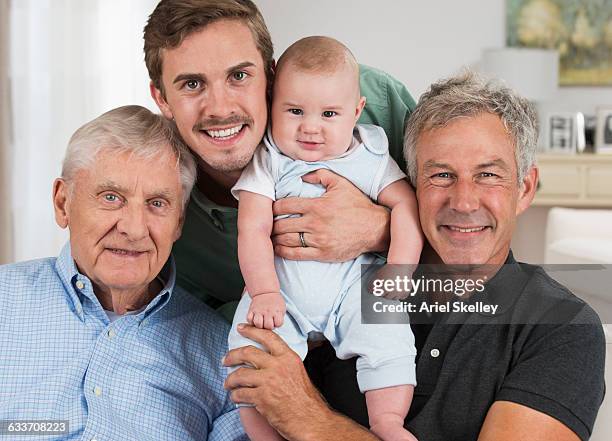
[62,105,197,209]
[404,71,538,186]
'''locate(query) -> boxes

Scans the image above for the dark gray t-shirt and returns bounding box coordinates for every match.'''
[304,253,606,440]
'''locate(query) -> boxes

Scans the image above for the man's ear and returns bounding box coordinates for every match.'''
[150,81,174,120]
[516,166,539,216]
[174,213,186,242]
[355,96,367,122]
[53,178,70,229]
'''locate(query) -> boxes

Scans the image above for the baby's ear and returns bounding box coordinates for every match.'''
[355,96,367,121]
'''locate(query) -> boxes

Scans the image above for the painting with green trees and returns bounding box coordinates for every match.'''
[507,0,612,86]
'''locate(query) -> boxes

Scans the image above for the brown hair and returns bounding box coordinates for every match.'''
[144,0,274,94]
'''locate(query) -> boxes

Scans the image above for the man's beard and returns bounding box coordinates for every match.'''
[202,150,253,173]
[192,115,257,173]
[206,151,252,172]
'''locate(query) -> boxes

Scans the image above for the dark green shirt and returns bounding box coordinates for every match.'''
[172,65,416,321]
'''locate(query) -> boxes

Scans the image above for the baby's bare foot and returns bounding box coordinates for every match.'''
[370,422,418,441]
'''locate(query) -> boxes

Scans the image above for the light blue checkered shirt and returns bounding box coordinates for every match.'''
[0,244,246,440]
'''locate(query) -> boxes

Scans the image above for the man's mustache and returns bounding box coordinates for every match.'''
[436,209,494,227]
[193,115,254,132]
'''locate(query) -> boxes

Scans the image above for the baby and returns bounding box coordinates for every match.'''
[228,36,423,441]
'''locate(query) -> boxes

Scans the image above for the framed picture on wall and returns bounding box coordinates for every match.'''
[545,112,585,154]
[595,108,612,154]
[507,0,612,86]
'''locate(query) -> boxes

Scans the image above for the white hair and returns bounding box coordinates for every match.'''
[404,71,538,186]
[62,105,197,209]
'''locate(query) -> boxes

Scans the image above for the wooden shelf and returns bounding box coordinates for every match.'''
[533,153,612,207]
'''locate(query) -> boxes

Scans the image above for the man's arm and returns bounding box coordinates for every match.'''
[481,307,605,441]
[208,406,250,441]
[272,169,391,261]
[224,324,380,441]
[478,401,580,441]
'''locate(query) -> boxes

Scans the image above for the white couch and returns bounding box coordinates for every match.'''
[544,208,612,440]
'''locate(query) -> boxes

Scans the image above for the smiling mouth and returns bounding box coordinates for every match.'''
[201,124,245,141]
[443,225,490,233]
[107,248,146,257]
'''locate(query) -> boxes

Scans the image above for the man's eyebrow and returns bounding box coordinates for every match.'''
[173,73,205,85]
[95,181,127,193]
[94,182,177,200]
[422,160,452,170]
[172,62,256,85]
[226,61,256,74]
[475,159,511,171]
[147,189,177,201]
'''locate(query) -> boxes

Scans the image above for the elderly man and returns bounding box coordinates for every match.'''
[0,106,246,440]
[223,74,606,441]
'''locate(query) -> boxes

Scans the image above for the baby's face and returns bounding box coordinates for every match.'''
[271,65,365,162]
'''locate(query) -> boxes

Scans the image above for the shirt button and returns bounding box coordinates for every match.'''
[430,348,440,358]
[93,386,102,396]
[107,329,116,339]
[75,280,85,290]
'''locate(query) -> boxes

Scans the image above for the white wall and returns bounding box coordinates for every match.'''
[257,0,612,114]
[9,0,158,262]
[258,0,504,99]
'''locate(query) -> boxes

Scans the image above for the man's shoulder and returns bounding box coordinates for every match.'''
[358,64,415,170]
[157,286,230,347]
[518,261,603,326]
[359,64,416,109]
[0,257,59,291]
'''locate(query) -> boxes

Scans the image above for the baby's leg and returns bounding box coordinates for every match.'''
[228,292,308,440]
[240,407,284,441]
[366,385,417,441]
[326,281,418,440]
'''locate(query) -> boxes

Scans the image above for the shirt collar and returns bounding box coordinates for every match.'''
[468,250,532,317]
[190,180,237,216]
[411,250,530,321]
[55,242,177,323]
[263,125,362,162]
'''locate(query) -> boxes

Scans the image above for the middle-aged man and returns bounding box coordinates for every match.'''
[223,74,606,441]
[0,105,246,441]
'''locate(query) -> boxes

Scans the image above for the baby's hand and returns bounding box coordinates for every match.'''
[247,292,286,329]
[370,264,417,301]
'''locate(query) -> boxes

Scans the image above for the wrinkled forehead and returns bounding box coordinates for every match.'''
[416,114,517,170]
[78,148,181,193]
